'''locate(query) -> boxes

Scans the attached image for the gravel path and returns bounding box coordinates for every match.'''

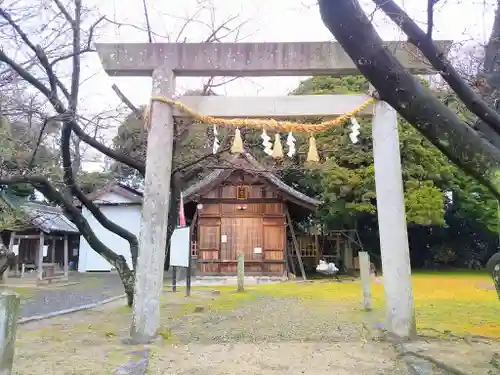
[19,273,124,319]
[173,296,367,344]
[150,295,413,375]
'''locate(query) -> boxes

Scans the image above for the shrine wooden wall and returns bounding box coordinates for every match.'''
[196,175,286,276]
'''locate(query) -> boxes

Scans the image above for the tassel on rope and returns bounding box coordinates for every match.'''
[261,129,272,156]
[231,128,244,154]
[286,132,296,157]
[272,133,284,159]
[212,124,220,154]
[349,117,361,144]
[306,135,319,162]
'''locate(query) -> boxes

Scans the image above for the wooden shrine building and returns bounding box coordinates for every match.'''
[0,192,80,281]
[182,152,321,277]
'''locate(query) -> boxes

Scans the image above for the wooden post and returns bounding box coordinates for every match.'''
[37,232,44,281]
[237,253,245,292]
[372,100,415,338]
[344,237,353,271]
[131,66,176,344]
[286,242,296,276]
[284,243,289,276]
[63,235,69,279]
[314,232,321,266]
[0,291,20,375]
[285,208,306,280]
[51,238,56,264]
[359,251,372,311]
[172,267,177,293]
[186,257,191,296]
[187,211,199,297]
[336,233,341,265]
[8,234,16,277]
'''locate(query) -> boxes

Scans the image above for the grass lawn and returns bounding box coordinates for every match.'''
[184,269,500,338]
[411,270,500,337]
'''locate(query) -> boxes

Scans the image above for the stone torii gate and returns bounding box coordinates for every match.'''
[95,40,451,343]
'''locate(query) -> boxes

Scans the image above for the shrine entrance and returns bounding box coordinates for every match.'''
[95,39,450,341]
[183,152,319,277]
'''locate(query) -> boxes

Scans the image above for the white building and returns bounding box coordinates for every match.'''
[77,183,142,272]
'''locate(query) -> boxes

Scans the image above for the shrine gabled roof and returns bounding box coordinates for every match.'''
[0,192,79,234]
[84,182,143,204]
[182,152,321,210]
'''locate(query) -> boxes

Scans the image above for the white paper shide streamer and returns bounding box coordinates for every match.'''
[261,129,273,156]
[349,117,361,144]
[286,132,296,157]
[212,124,220,154]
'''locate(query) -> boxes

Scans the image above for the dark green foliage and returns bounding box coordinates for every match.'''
[0,115,57,198]
[281,75,500,268]
[77,171,114,195]
[283,75,449,227]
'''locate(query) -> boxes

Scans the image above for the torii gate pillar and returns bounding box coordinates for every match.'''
[372,101,416,338]
[95,41,450,342]
[130,65,176,343]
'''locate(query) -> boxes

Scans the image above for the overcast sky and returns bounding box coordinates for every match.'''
[75,0,496,170]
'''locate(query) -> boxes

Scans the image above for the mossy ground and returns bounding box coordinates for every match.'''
[12,271,500,374]
[186,270,500,338]
[0,286,38,298]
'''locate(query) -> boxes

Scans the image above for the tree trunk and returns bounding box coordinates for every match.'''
[0,256,9,278]
[318,0,500,199]
[115,255,135,306]
[486,252,500,300]
[476,0,500,302]
[61,121,139,300]
[476,0,500,149]
[0,237,10,278]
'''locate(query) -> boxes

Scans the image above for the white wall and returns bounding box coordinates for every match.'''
[94,191,134,204]
[78,204,141,272]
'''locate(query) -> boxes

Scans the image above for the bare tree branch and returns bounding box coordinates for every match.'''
[71,118,145,174]
[203,14,240,43]
[0,49,54,106]
[427,0,435,38]
[27,117,51,169]
[0,6,145,175]
[50,16,105,67]
[52,0,75,25]
[141,0,153,43]
[68,0,82,110]
[319,0,500,199]
[112,84,143,119]
[373,0,500,140]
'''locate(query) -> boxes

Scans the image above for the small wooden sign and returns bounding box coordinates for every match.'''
[170,227,191,267]
[236,185,248,200]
